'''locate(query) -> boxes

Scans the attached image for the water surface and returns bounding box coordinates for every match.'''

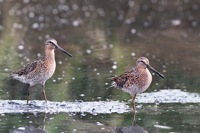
[0,0,200,133]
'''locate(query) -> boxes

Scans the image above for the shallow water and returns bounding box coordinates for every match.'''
[0,0,200,133]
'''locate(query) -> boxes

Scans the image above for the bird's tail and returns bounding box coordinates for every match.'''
[107,76,118,89]
[108,76,117,81]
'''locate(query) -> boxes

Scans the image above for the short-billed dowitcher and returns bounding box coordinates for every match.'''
[11,38,72,104]
[111,57,164,112]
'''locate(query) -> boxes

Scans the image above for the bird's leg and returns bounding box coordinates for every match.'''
[42,83,47,103]
[43,113,47,130]
[132,94,137,112]
[26,84,31,104]
[132,110,136,126]
[132,94,137,126]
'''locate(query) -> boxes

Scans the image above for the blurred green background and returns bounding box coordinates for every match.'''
[0,0,200,133]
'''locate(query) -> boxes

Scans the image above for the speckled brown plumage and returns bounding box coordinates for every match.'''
[12,61,38,76]
[111,68,138,88]
[11,38,72,104]
[111,57,164,112]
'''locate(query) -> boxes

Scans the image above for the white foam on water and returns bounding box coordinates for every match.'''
[0,89,200,114]
[0,100,130,114]
[137,89,200,103]
[154,124,172,129]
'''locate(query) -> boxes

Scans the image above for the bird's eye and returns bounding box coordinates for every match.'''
[141,61,146,65]
[47,41,54,45]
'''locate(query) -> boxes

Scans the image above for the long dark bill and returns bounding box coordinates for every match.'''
[57,45,72,57]
[146,64,164,78]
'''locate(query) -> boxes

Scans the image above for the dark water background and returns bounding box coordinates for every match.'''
[0,0,200,132]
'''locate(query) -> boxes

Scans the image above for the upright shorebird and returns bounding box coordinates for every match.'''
[111,57,164,112]
[11,38,72,104]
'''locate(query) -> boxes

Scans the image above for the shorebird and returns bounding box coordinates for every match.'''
[111,57,164,112]
[11,38,72,104]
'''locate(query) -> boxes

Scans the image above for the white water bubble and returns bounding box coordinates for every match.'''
[86,49,91,54]
[154,125,172,129]
[0,25,3,31]
[109,44,113,48]
[52,9,58,14]
[72,4,78,10]
[18,127,25,130]
[73,129,77,133]
[192,21,197,27]
[128,0,134,7]
[131,52,136,56]
[25,57,30,62]
[97,97,102,100]
[13,23,23,29]
[28,12,35,18]
[37,53,41,57]
[32,23,39,29]
[18,45,24,50]
[57,77,62,81]
[171,19,181,26]
[72,20,80,27]
[81,113,86,116]
[112,65,117,69]
[96,122,104,126]
[23,0,29,3]
[80,94,85,97]
[18,54,23,57]
[58,61,63,64]
[84,12,90,17]
[131,28,136,34]
[113,61,117,65]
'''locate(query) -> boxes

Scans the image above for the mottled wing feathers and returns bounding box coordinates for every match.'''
[111,68,139,88]
[111,73,129,88]
[12,60,38,76]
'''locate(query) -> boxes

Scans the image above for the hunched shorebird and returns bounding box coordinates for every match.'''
[111,57,164,112]
[11,38,72,104]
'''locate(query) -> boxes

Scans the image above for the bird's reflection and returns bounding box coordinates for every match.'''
[132,107,136,126]
[112,126,148,133]
[9,113,47,133]
[112,110,148,133]
[9,126,47,133]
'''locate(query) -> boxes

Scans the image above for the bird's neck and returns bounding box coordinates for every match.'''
[44,49,55,60]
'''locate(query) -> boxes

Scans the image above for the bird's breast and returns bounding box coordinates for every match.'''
[138,69,152,92]
[31,57,56,85]
[45,58,56,78]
